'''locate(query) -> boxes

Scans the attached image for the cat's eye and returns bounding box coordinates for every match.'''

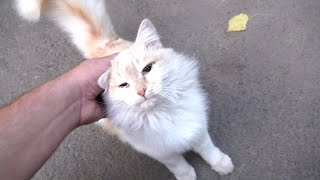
[142,63,153,75]
[119,82,129,88]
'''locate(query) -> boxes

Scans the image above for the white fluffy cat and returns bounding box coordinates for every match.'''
[15,0,234,179]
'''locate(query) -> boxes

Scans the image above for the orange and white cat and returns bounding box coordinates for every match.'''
[15,0,234,179]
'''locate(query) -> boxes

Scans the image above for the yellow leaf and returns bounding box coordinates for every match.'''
[227,13,249,32]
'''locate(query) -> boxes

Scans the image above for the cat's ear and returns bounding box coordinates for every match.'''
[98,70,110,90]
[135,19,162,50]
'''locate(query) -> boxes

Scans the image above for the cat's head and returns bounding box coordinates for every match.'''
[98,19,198,114]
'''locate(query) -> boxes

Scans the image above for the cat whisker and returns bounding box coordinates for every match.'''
[112,105,130,127]
[107,101,126,114]
[161,87,184,91]
[101,101,126,119]
[161,88,189,96]
[158,92,177,103]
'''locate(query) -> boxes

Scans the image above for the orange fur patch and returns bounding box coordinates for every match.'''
[61,0,132,58]
[87,38,132,58]
[63,0,101,38]
[99,118,121,135]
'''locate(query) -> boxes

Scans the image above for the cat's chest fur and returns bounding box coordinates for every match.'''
[117,91,207,157]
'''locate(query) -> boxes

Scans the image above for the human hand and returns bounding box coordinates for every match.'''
[67,54,117,126]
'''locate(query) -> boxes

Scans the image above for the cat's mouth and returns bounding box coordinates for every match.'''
[137,96,156,109]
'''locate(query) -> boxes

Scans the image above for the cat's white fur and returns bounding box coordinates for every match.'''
[15,0,43,21]
[15,0,234,179]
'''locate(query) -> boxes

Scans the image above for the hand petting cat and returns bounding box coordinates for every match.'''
[0,55,116,180]
[67,54,117,125]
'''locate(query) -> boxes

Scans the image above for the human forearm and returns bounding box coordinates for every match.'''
[0,72,81,179]
[0,55,113,179]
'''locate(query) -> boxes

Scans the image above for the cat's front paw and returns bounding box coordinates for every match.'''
[211,154,234,175]
[175,166,196,180]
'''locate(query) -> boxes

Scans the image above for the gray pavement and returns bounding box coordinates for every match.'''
[1,0,320,179]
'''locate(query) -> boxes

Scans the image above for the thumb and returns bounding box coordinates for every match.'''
[79,102,105,126]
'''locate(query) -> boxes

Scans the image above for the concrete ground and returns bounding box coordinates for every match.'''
[1,0,320,179]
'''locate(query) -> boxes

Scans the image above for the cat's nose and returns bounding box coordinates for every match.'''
[137,87,146,97]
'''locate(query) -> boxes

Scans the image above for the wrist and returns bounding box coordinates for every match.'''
[50,71,83,129]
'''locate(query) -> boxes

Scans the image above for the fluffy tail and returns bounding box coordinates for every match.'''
[15,0,131,58]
